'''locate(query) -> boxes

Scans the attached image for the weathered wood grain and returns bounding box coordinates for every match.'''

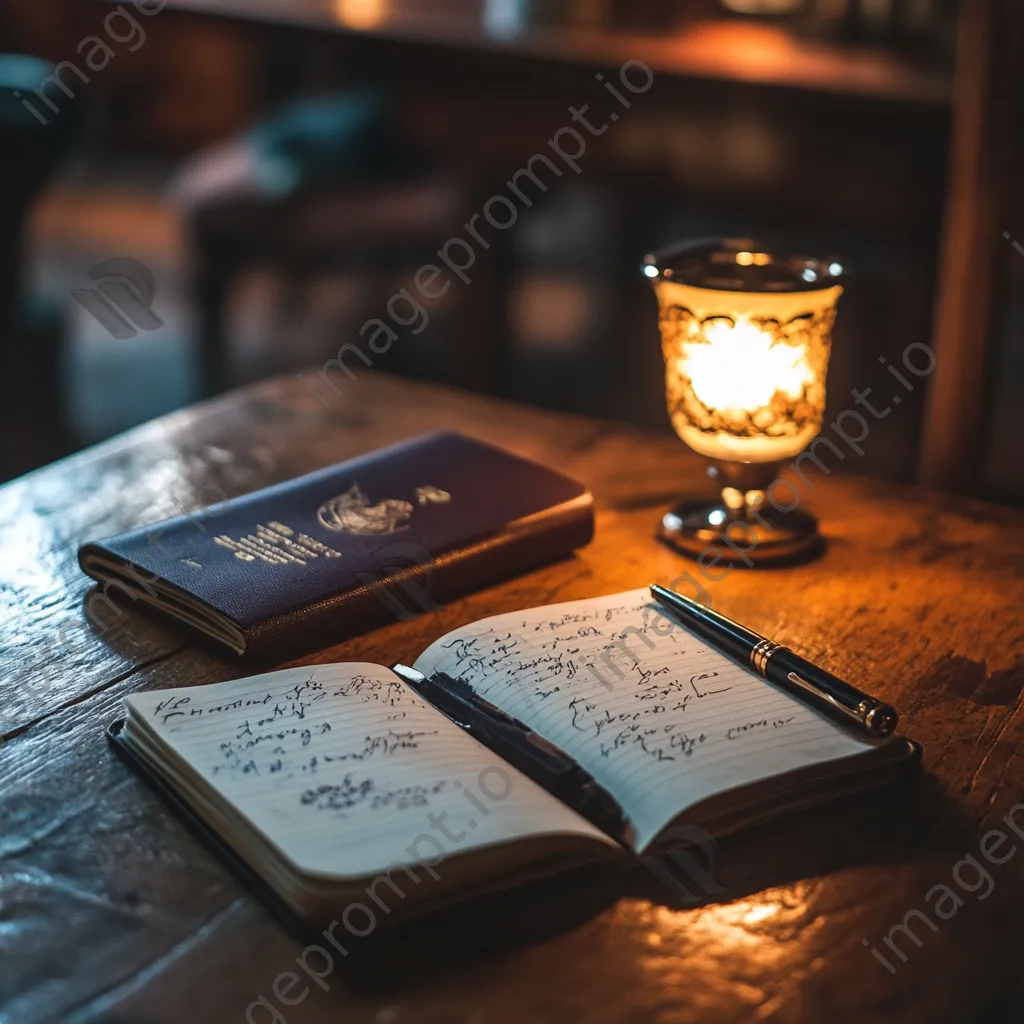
[2,372,1023,1024]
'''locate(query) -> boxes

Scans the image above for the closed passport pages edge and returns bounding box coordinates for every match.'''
[78,432,593,660]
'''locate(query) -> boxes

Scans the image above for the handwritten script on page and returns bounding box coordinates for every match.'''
[414,590,881,850]
[125,664,611,878]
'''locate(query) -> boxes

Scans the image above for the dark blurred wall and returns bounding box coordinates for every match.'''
[9,2,1012,501]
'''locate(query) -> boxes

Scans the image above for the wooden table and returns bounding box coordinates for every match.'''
[3,372,1023,1024]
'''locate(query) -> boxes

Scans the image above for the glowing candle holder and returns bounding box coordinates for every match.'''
[643,238,844,566]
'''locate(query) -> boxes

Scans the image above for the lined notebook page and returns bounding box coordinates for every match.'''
[123,664,614,880]
[414,590,883,851]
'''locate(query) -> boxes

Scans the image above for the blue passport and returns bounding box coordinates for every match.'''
[78,432,593,659]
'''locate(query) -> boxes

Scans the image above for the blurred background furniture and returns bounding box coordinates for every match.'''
[160,0,955,487]
[0,0,1021,503]
[919,0,1024,495]
[0,55,80,474]
[174,90,473,396]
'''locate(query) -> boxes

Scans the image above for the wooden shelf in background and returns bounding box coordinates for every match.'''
[166,1,953,105]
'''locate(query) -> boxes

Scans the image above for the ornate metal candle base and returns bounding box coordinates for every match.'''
[659,501,823,566]
[658,460,825,567]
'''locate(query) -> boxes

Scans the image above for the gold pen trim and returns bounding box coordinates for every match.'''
[750,639,783,676]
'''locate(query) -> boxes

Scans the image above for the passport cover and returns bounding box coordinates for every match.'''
[79,432,593,660]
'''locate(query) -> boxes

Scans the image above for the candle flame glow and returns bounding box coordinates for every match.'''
[680,318,814,414]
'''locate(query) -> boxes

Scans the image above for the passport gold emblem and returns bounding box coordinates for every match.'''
[415,486,451,505]
[317,484,414,535]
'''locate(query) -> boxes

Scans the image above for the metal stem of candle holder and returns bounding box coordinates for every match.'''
[659,458,823,566]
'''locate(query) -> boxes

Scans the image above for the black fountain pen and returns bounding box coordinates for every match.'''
[391,664,633,844]
[649,584,899,737]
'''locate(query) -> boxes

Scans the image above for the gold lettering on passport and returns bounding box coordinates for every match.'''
[214,521,342,566]
[317,483,414,536]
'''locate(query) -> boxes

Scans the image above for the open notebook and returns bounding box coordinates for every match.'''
[110,589,918,928]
